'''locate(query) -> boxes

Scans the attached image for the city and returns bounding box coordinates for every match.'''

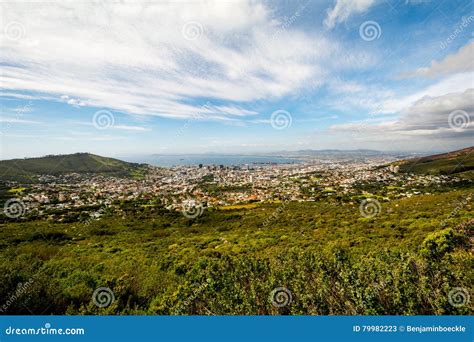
[3,155,468,223]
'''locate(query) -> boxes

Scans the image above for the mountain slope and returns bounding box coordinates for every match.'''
[396,146,474,177]
[0,153,144,182]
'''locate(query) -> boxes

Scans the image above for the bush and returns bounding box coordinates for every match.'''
[420,228,465,259]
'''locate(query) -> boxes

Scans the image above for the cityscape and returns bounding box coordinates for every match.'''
[3,153,467,223]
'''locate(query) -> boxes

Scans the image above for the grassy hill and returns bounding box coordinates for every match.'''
[0,190,472,315]
[396,146,474,178]
[0,153,144,182]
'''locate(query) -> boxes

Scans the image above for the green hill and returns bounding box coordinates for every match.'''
[0,189,472,315]
[0,153,144,182]
[396,146,474,178]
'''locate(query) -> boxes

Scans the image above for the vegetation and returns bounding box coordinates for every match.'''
[397,146,474,178]
[0,153,144,182]
[0,189,472,315]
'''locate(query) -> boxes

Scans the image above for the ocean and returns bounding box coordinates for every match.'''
[122,154,301,167]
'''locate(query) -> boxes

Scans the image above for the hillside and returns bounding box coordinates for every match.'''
[396,146,474,178]
[0,153,144,182]
[0,189,472,315]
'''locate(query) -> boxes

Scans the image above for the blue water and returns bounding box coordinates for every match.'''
[122,154,301,167]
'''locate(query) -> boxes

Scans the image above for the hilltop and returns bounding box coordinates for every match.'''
[0,153,144,182]
[396,146,474,178]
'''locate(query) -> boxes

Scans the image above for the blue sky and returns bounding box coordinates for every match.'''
[0,0,473,159]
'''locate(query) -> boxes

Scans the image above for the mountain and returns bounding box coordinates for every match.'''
[295,149,383,154]
[395,146,474,178]
[0,153,144,182]
[271,149,412,158]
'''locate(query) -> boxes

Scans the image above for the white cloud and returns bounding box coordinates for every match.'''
[112,125,151,131]
[401,40,474,78]
[378,72,474,114]
[330,89,474,150]
[384,89,473,133]
[324,0,376,29]
[0,118,40,124]
[322,78,395,113]
[60,95,87,107]
[0,1,345,121]
[72,121,150,131]
[0,104,39,125]
[329,79,366,93]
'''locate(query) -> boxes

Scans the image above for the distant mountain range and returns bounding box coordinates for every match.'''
[148,149,410,157]
[286,149,390,154]
[271,149,411,158]
[395,146,474,178]
[0,153,143,182]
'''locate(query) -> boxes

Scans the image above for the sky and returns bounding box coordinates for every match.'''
[0,0,473,160]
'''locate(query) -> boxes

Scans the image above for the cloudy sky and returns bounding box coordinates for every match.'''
[0,0,473,159]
